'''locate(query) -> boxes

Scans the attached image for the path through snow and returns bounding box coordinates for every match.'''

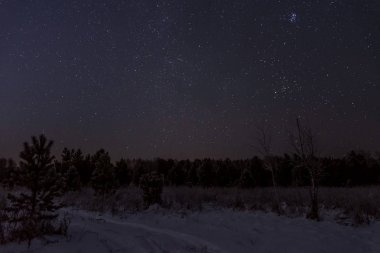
[2,208,380,253]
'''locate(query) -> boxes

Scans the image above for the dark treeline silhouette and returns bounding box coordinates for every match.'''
[1,134,378,246]
[1,147,380,191]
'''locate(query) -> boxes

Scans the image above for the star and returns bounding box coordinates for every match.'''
[289,12,297,24]
[0,0,377,158]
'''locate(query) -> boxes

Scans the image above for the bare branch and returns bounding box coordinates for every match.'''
[255,124,273,157]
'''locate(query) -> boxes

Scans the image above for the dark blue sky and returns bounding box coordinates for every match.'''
[0,0,379,159]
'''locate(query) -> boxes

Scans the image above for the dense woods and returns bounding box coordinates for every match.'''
[0,135,380,245]
[1,143,379,191]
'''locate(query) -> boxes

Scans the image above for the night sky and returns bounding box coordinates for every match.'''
[0,0,379,159]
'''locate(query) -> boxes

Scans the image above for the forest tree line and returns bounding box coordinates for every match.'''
[0,133,378,243]
[1,146,380,193]
[2,135,379,245]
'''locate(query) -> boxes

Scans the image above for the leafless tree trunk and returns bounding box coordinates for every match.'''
[290,118,321,220]
[256,125,281,213]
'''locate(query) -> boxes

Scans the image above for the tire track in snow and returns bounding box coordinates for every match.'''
[76,211,229,253]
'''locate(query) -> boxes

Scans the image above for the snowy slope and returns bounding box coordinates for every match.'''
[2,208,380,253]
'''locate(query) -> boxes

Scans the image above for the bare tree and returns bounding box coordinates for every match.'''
[290,118,322,220]
[256,124,281,213]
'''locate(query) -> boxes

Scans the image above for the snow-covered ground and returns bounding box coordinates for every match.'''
[2,207,380,253]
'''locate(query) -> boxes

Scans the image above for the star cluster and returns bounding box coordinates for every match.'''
[0,0,379,158]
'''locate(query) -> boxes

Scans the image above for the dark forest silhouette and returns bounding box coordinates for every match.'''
[0,135,380,244]
[1,137,380,191]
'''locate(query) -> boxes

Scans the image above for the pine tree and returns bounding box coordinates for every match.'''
[115,159,131,186]
[65,165,81,191]
[90,149,116,195]
[0,158,16,188]
[131,159,147,186]
[216,160,231,187]
[239,167,254,188]
[77,154,94,186]
[168,161,186,186]
[198,159,215,187]
[0,158,8,184]
[57,148,81,191]
[6,135,63,246]
[186,161,199,186]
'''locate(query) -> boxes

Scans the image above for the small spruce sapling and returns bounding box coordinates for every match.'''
[7,135,64,246]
